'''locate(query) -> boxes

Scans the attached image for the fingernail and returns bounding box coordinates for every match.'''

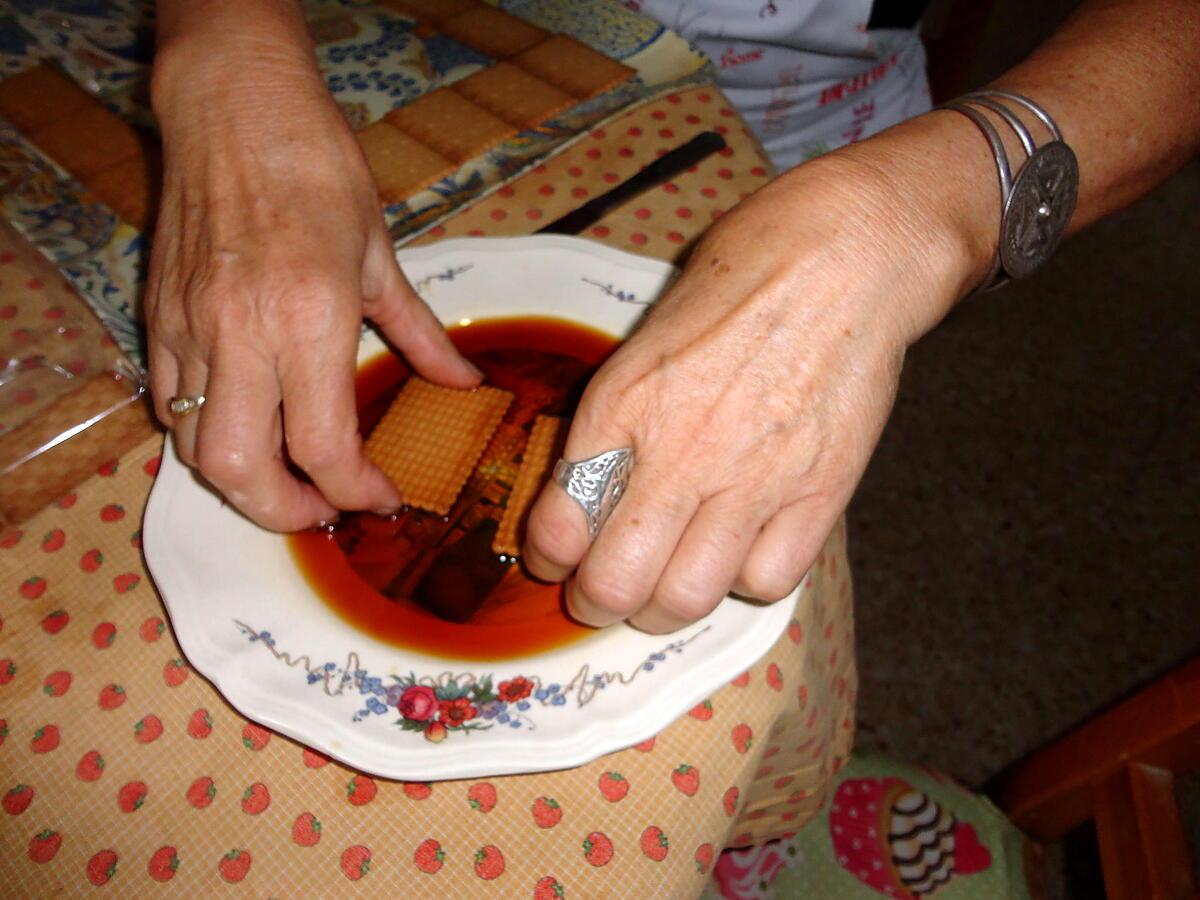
[373,507,399,518]
[464,359,484,380]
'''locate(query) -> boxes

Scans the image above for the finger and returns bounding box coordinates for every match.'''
[279,317,403,513]
[628,495,761,634]
[194,345,337,531]
[565,464,698,628]
[147,340,180,429]
[169,356,209,469]
[734,501,836,602]
[364,233,482,388]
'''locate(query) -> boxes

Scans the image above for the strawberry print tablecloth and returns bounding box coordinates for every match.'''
[0,85,857,897]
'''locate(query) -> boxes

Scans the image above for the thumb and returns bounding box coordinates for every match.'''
[362,231,482,388]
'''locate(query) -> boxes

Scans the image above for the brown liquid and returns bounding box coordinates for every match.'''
[287,317,617,661]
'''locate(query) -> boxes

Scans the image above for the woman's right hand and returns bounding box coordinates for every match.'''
[146,28,480,531]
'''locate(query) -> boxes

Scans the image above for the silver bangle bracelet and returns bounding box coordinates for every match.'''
[938,90,1080,292]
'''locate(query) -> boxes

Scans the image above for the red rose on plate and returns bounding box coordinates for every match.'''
[398,685,438,722]
[496,676,532,703]
[439,697,478,727]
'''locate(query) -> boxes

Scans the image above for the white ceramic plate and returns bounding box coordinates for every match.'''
[144,236,798,780]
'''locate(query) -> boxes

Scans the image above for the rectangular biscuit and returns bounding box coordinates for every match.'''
[380,0,477,26]
[0,64,94,134]
[384,89,516,163]
[364,377,513,515]
[86,144,163,231]
[355,121,455,204]
[513,35,635,99]
[29,101,148,180]
[452,61,575,130]
[439,6,548,59]
[493,415,567,557]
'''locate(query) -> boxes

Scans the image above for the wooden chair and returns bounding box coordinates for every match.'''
[992,657,1200,899]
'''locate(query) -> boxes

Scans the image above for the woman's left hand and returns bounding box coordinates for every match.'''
[523,115,994,632]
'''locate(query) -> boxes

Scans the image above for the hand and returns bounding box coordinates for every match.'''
[145,49,480,531]
[523,117,994,632]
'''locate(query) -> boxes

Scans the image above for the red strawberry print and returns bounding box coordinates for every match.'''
[341,845,371,881]
[467,782,496,812]
[403,781,432,800]
[532,796,562,828]
[535,876,565,899]
[723,786,739,817]
[31,724,59,753]
[28,829,61,863]
[3,784,33,814]
[148,846,179,882]
[242,722,270,750]
[218,849,251,883]
[583,832,613,867]
[140,616,164,641]
[187,708,213,738]
[474,845,505,880]
[292,812,322,846]
[99,504,125,522]
[163,658,189,687]
[42,670,71,697]
[241,782,270,814]
[97,458,119,476]
[41,529,64,552]
[134,714,163,744]
[0,529,22,548]
[414,838,445,874]
[766,663,783,691]
[40,609,68,634]
[91,621,116,647]
[99,683,126,710]
[688,700,713,720]
[55,492,76,509]
[671,764,700,796]
[694,843,714,874]
[0,658,14,684]
[633,736,655,752]
[80,549,104,573]
[20,576,46,599]
[87,849,118,885]
[186,776,216,808]
[143,456,161,477]
[0,719,7,745]
[113,572,140,593]
[640,826,669,861]
[0,304,13,319]
[731,670,750,688]
[731,723,753,754]
[598,771,628,802]
[76,750,105,781]
[302,747,329,767]
[130,529,142,548]
[118,780,148,812]
[348,775,377,805]
[797,683,809,708]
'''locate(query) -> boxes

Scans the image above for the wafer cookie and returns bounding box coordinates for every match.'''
[364,378,513,515]
[385,89,517,163]
[29,101,148,181]
[0,64,94,134]
[493,415,567,556]
[453,61,575,130]
[86,145,162,231]
[513,35,635,99]
[440,6,547,59]
[380,0,476,26]
[355,122,455,203]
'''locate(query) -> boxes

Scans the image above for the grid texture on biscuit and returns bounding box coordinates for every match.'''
[439,5,548,58]
[513,34,635,99]
[355,121,454,203]
[0,64,93,133]
[493,415,566,556]
[29,102,147,180]
[364,378,513,515]
[452,61,576,130]
[87,146,162,231]
[384,89,517,163]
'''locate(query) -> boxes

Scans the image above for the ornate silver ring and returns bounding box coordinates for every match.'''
[168,395,206,417]
[553,448,634,540]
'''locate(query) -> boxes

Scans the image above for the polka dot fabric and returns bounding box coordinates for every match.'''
[411,85,774,261]
[0,84,857,896]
